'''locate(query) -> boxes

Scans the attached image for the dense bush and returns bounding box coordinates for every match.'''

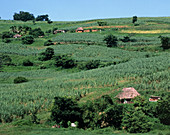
[1,31,13,39]
[51,96,82,127]
[81,95,123,129]
[122,108,153,133]
[14,77,28,84]
[159,36,170,49]
[38,47,54,61]
[54,55,75,68]
[22,35,34,44]
[104,34,118,47]
[44,40,53,46]
[97,21,107,26]
[78,60,100,70]
[0,54,12,65]
[156,95,170,125]
[22,59,33,66]
[29,28,44,37]
[120,36,131,42]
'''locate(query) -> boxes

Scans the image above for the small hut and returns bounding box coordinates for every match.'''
[76,27,84,33]
[149,96,160,102]
[13,34,22,38]
[116,87,140,104]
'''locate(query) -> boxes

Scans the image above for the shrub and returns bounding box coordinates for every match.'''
[1,31,13,39]
[104,34,118,47]
[0,54,12,65]
[14,77,28,84]
[159,36,170,49]
[3,38,12,43]
[22,35,34,44]
[22,59,33,66]
[156,94,170,125]
[29,28,44,37]
[54,55,75,68]
[44,40,53,46]
[38,47,54,61]
[120,36,131,42]
[78,60,100,70]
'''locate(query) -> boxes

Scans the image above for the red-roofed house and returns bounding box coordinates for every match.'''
[13,34,22,38]
[76,27,84,33]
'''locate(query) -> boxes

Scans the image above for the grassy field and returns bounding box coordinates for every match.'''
[0,17,170,134]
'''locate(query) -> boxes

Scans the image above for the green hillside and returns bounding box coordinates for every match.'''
[0,17,170,135]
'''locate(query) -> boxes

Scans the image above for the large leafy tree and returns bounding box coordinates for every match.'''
[122,108,153,133]
[104,34,118,47]
[13,11,35,22]
[38,47,54,61]
[22,35,34,44]
[35,14,49,21]
[29,28,44,37]
[51,96,82,127]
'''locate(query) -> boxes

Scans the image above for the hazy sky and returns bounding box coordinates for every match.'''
[1,0,170,21]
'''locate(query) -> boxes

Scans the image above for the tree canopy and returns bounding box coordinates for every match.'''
[13,11,35,22]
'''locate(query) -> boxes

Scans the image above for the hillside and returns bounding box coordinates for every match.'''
[0,17,170,135]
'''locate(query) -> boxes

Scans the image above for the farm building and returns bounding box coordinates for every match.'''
[76,27,84,33]
[53,30,66,34]
[115,87,140,104]
[149,96,160,102]
[13,34,22,38]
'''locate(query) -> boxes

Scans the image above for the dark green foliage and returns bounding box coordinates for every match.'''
[3,38,11,43]
[1,31,13,39]
[22,59,33,66]
[132,16,137,24]
[14,76,28,84]
[13,11,35,22]
[104,34,118,47]
[52,27,58,34]
[45,29,52,33]
[50,96,82,127]
[97,21,107,26]
[122,108,153,133]
[159,36,170,49]
[39,47,54,61]
[78,60,100,70]
[54,55,75,68]
[29,28,44,37]
[35,14,49,21]
[48,20,53,24]
[120,36,131,42]
[156,94,170,125]
[22,35,34,44]
[82,95,123,129]
[0,54,12,65]
[44,40,54,46]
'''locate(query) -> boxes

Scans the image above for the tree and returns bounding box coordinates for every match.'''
[97,21,107,26]
[132,16,137,24]
[104,34,118,47]
[44,40,54,46]
[29,28,44,37]
[159,36,170,49]
[122,108,153,133]
[35,14,49,21]
[51,96,82,127]
[13,11,35,22]
[14,77,28,84]
[23,59,33,66]
[22,35,34,44]
[38,47,54,61]
[120,36,131,42]
[156,95,170,125]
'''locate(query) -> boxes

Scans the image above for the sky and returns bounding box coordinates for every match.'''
[0,0,170,21]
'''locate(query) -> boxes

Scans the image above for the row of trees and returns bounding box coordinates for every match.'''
[13,11,51,22]
[50,95,170,133]
[104,34,170,49]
